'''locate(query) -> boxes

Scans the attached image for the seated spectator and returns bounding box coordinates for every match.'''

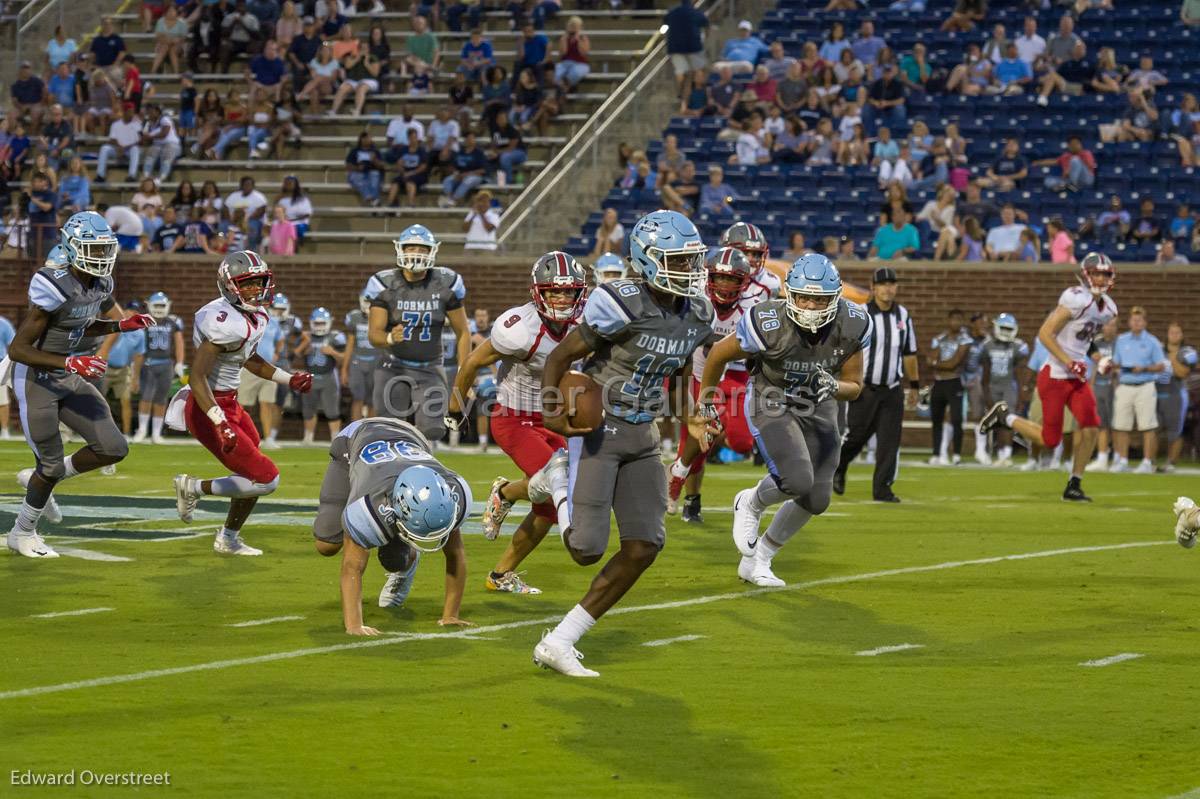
[832,48,865,95]
[946,43,992,97]
[487,109,526,184]
[679,69,713,117]
[708,66,738,119]
[330,22,360,61]
[1124,55,1168,100]
[140,103,181,182]
[10,62,46,129]
[782,231,807,261]
[194,180,225,228]
[275,2,305,50]
[459,28,494,82]
[798,41,829,82]
[1015,16,1045,67]
[731,113,771,166]
[749,65,777,106]
[1176,119,1200,167]
[175,210,216,254]
[463,190,500,251]
[1036,135,1096,192]
[209,87,250,159]
[248,39,288,105]
[267,204,298,255]
[984,204,1025,260]
[151,205,183,252]
[330,48,382,117]
[97,103,142,183]
[219,0,263,74]
[976,138,1027,191]
[264,96,302,158]
[957,215,985,261]
[404,14,441,79]
[47,61,76,112]
[718,89,760,140]
[287,16,322,90]
[1101,89,1160,143]
[656,134,688,178]
[1089,47,1126,94]
[879,145,915,188]
[1169,203,1195,243]
[366,23,392,89]
[942,0,987,33]
[911,139,952,191]
[899,43,931,92]
[223,176,269,249]
[871,125,899,167]
[1129,199,1163,244]
[994,43,1033,94]
[247,0,279,28]
[819,22,849,64]
[839,237,858,261]
[1086,195,1131,243]
[385,107,424,152]
[917,184,959,260]
[426,106,461,174]
[440,131,487,207]
[39,104,74,168]
[58,156,91,213]
[763,41,797,83]
[956,182,997,229]
[1018,227,1040,262]
[850,20,887,67]
[1156,240,1190,265]
[386,129,429,207]
[764,104,786,139]
[139,202,164,251]
[511,68,544,129]
[866,46,899,84]
[660,160,700,214]
[345,131,385,206]
[91,18,127,68]
[700,164,735,217]
[591,207,625,258]
[131,176,164,215]
[275,176,312,240]
[480,66,512,131]
[554,17,591,94]
[715,20,769,74]
[170,180,198,222]
[152,6,188,74]
[513,21,549,81]
[806,118,838,166]
[1035,15,1088,107]
[863,63,906,134]
[445,0,484,33]
[1046,217,1076,263]
[837,121,870,166]
[869,207,919,260]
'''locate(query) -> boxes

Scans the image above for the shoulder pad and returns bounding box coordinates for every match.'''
[689,295,715,325]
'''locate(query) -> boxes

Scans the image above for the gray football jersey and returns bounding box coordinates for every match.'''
[305,331,347,376]
[144,315,183,364]
[369,267,466,363]
[27,265,116,356]
[984,337,1030,384]
[578,280,715,424]
[737,298,872,411]
[338,418,469,549]
[932,329,974,375]
[962,334,988,383]
[344,309,377,361]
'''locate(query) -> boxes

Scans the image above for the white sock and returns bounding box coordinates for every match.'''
[546,604,595,648]
[755,533,781,563]
[669,458,690,479]
[1053,443,1064,460]
[151,416,164,438]
[14,500,44,533]
[266,430,278,442]
[999,445,1012,460]
[762,500,812,546]
[138,412,150,434]
[752,476,786,509]
[218,526,239,540]
[479,434,489,447]
[1004,413,1018,427]
[62,454,79,479]
[974,429,988,456]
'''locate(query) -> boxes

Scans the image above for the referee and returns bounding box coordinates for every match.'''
[833,267,919,503]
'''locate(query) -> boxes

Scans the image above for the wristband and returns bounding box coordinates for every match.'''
[271,367,292,386]
[386,328,397,346]
[206,405,227,426]
[909,380,920,390]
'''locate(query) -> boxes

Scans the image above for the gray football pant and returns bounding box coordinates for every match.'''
[372,361,448,442]
[748,390,841,517]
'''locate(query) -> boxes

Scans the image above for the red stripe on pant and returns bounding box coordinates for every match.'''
[490,405,566,521]
[677,371,754,475]
[184,389,280,484]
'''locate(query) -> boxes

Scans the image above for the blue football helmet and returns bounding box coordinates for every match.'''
[628,210,707,297]
[592,252,628,284]
[394,224,439,273]
[310,306,333,336]
[270,292,291,319]
[386,465,460,552]
[785,253,842,332]
[993,313,1018,343]
[147,291,171,320]
[44,244,70,269]
[60,211,119,277]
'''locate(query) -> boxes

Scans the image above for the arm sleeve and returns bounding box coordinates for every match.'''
[364,271,388,299]
[446,272,466,310]
[28,272,68,312]
[579,285,634,345]
[734,308,767,355]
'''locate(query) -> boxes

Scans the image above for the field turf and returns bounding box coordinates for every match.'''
[0,439,1197,797]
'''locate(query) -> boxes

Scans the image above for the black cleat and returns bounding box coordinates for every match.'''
[1063,478,1092,502]
[874,494,901,503]
[681,495,704,524]
[978,401,1010,434]
[832,470,845,496]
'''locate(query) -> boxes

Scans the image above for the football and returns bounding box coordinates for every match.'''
[559,369,604,431]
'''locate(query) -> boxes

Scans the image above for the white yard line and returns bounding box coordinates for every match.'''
[30,607,114,619]
[855,643,925,657]
[0,540,1170,701]
[226,615,306,628]
[55,547,133,563]
[642,634,707,648]
[1079,653,1144,668]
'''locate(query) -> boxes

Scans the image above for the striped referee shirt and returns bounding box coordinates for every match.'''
[863,300,918,388]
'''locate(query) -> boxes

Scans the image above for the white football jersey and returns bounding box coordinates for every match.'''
[193,297,270,391]
[1048,285,1118,379]
[693,281,776,381]
[490,301,577,413]
[744,267,781,304]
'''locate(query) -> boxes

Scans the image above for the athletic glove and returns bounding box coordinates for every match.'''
[444,410,465,432]
[813,369,840,402]
[289,371,314,393]
[118,313,155,332]
[64,355,107,378]
[217,421,238,453]
[1067,360,1089,380]
[174,363,186,379]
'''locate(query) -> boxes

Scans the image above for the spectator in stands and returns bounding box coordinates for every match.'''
[850,20,887,67]
[591,207,625,258]
[1046,217,1075,263]
[957,215,985,261]
[806,118,838,166]
[1018,227,1040,262]
[819,22,849,64]
[918,184,959,260]
[656,134,687,178]
[10,62,46,129]
[660,160,699,214]
[330,22,360,60]
[246,0,279,29]
[879,145,915,189]
[188,2,223,73]
[975,138,1027,191]
[191,88,226,156]
[1169,203,1195,243]
[140,103,181,182]
[981,23,1009,64]
[731,113,771,166]
[275,176,311,240]
[120,54,143,113]
[39,103,74,168]
[152,205,183,252]
[799,41,830,82]
[1014,16,1045,67]
[994,43,1033,94]
[1036,135,1096,192]
[386,128,429,207]
[749,65,777,107]
[487,109,526,184]
[448,72,475,126]
[700,164,735,218]
[445,0,483,32]
[266,204,298,255]
[366,23,392,90]
[177,205,216,253]
[555,16,591,95]
[96,103,142,183]
[296,44,339,114]
[152,6,188,74]
[100,202,144,252]
[715,20,769,74]
[140,201,165,250]
[942,0,987,33]
[1157,239,1189,265]
[224,175,269,248]
[440,130,487,207]
[480,66,512,131]
[1087,47,1125,95]
[45,26,78,74]
[763,41,796,84]
[1111,307,1164,473]
[170,180,197,221]
[29,152,57,193]
[511,68,543,129]
[459,28,494,83]
[899,43,931,92]
[463,189,500,251]
[866,46,898,84]
[872,124,899,167]
[863,63,906,134]
[345,131,385,206]
[782,231,806,261]
[287,16,322,89]
[426,106,461,175]
[1086,195,1132,243]
[911,139,951,191]
[946,43,992,97]
[58,156,91,213]
[513,22,549,83]
[47,62,76,111]
[837,121,869,166]
[708,66,738,120]
[26,172,59,258]
[1035,14,1087,106]
[869,207,919,260]
[832,47,865,96]
[1124,55,1168,100]
[219,0,263,73]
[248,39,287,105]
[1130,199,1163,245]
[1186,0,1200,25]
[330,47,383,117]
[665,0,709,96]
[91,18,127,68]
[209,87,249,159]
[1101,90,1161,142]
[195,180,224,227]
[984,203,1025,261]
[274,2,304,50]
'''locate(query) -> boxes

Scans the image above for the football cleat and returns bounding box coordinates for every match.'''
[978,401,1009,434]
[17,468,61,524]
[7,530,59,558]
[832,469,845,496]
[1174,497,1199,549]
[213,531,262,556]
[1062,479,1092,503]
[533,632,599,677]
[681,495,703,524]
[1085,453,1109,472]
[731,488,763,557]
[131,429,148,443]
[482,477,514,540]
[486,570,542,594]
[974,449,992,466]
[379,551,421,607]
[101,464,117,475]
[174,473,199,523]
[1134,459,1155,474]
[738,555,785,587]
[929,455,950,466]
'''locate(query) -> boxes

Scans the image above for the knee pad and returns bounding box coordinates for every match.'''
[799,483,832,517]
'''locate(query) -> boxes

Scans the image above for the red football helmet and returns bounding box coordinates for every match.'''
[706,246,752,307]
[719,222,770,271]
[1080,251,1115,295]
[530,251,588,323]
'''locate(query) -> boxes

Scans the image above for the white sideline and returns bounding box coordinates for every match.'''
[642,635,706,648]
[0,540,1171,701]
[30,607,114,619]
[1079,653,1144,668]
[856,643,924,657]
[56,547,133,563]
[226,615,306,628]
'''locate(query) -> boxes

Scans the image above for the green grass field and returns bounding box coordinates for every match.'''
[1,439,1198,797]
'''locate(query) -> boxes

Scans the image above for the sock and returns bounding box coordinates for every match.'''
[762,499,813,547]
[1068,475,1081,487]
[490,570,507,580]
[546,604,595,648]
[752,475,786,509]
[266,430,278,442]
[684,493,701,505]
[152,416,164,438]
[554,493,571,533]
[669,458,690,479]
[1053,443,1064,461]
[755,533,781,563]
[974,429,988,457]
[479,434,489,447]
[1000,445,1012,461]
[1005,413,1017,427]
[218,525,240,540]
[14,500,45,534]
[138,412,151,434]
[62,454,79,479]
[208,475,258,497]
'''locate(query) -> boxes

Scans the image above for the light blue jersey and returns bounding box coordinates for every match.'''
[106,330,146,369]
[0,316,14,361]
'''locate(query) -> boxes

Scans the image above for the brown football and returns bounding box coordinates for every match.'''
[558,370,604,432]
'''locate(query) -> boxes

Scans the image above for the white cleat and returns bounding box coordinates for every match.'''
[131,430,148,443]
[7,530,59,558]
[17,468,62,524]
[261,439,282,450]
[974,451,992,466]
[151,435,165,445]
[1134,459,1155,474]
[738,555,785,587]
[1174,497,1198,549]
[1019,459,1041,472]
[378,552,421,607]
[731,488,764,558]
[533,632,599,677]
[101,464,117,475]
[1086,454,1109,472]
[213,531,262,556]
[174,474,199,523]
[929,455,950,466]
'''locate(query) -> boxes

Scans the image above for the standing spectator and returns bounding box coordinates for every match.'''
[267,204,298,255]
[345,131,385,206]
[591,207,625,258]
[1111,307,1165,473]
[58,156,92,213]
[121,54,144,112]
[1046,218,1075,263]
[512,22,549,83]
[665,0,709,96]
[1036,136,1096,192]
[274,1,304,50]
[1129,199,1163,245]
[224,175,269,248]
[26,172,58,259]
[275,176,312,240]
[850,20,887,66]
[869,207,920,260]
[1157,323,1198,470]
[440,130,487,206]
[714,20,769,74]
[10,62,47,128]
[248,39,287,104]
[153,6,189,74]
[462,189,500,250]
[700,164,735,217]
[97,103,142,183]
[458,28,494,82]
[387,128,429,207]
[977,138,1028,190]
[90,17,127,68]
[554,17,590,94]
[140,103,181,182]
[404,15,440,78]
[984,204,1025,260]
[862,63,906,134]
[44,26,78,73]
[288,16,322,89]
[101,202,144,251]
[1014,16,1046,67]
[219,0,263,73]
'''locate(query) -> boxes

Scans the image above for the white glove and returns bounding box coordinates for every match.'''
[174,363,186,379]
[813,369,840,403]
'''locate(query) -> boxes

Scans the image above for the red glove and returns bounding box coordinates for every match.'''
[1068,360,1089,380]
[217,421,238,453]
[290,371,313,393]
[118,313,155,332]
[65,355,107,378]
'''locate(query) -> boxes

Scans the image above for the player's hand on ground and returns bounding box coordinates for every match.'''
[289,371,313,392]
[346,625,383,636]
[118,313,155,331]
[65,355,107,378]
[1067,360,1089,380]
[437,616,474,628]
[217,420,238,453]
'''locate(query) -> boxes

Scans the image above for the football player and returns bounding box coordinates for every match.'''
[719,221,781,302]
[1173,497,1200,549]
[365,224,470,442]
[172,251,313,556]
[979,313,1030,466]
[979,253,1117,501]
[259,292,306,448]
[447,251,587,595]
[695,254,870,587]
[666,246,758,523]
[342,292,380,420]
[535,210,715,677]
[592,252,627,284]
[6,212,152,558]
[298,307,347,445]
[132,291,185,444]
[312,417,471,634]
